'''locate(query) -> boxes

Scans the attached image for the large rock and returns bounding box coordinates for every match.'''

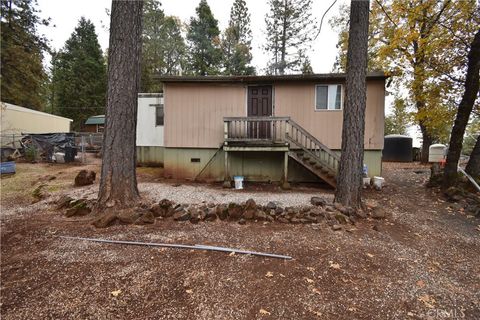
[266,201,277,210]
[311,197,327,206]
[56,195,74,209]
[64,199,92,217]
[254,210,268,221]
[243,209,255,220]
[216,204,228,220]
[117,210,141,224]
[151,199,175,217]
[228,203,243,219]
[173,208,191,221]
[371,207,386,219]
[74,170,96,187]
[205,208,217,221]
[134,211,155,225]
[245,198,256,210]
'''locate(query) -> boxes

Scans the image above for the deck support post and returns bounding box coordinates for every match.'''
[223,149,231,188]
[281,151,291,190]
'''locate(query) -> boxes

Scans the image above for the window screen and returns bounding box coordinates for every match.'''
[315,84,343,110]
[315,85,328,110]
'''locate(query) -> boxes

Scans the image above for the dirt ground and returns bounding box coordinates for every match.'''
[1,160,479,319]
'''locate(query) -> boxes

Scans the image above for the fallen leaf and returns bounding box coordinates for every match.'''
[416,280,425,288]
[407,312,415,317]
[265,271,274,278]
[348,307,357,312]
[111,290,122,297]
[312,288,321,294]
[329,261,341,269]
[418,295,436,308]
[279,273,286,278]
[366,253,374,258]
[229,251,235,256]
[305,277,314,284]
[259,308,271,315]
[306,267,315,272]
[186,289,193,294]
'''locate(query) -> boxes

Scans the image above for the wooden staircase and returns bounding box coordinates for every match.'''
[285,119,339,187]
[223,116,340,187]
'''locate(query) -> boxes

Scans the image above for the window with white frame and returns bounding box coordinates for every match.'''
[315,84,343,110]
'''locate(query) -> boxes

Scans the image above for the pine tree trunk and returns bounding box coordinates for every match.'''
[466,135,480,179]
[334,0,370,208]
[97,0,143,210]
[443,30,480,187]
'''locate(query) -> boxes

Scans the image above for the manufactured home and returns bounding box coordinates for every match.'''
[136,73,387,188]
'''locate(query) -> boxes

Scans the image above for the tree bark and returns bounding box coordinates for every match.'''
[334,0,370,208]
[466,135,480,179]
[443,29,480,187]
[419,122,433,163]
[97,0,143,209]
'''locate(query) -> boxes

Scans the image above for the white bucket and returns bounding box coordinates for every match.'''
[373,176,385,190]
[363,177,371,187]
[234,176,244,189]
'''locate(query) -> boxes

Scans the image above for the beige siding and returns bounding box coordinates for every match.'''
[164,80,385,150]
[164,83,245,148]
[274,80,384,149]
[1,102,72,135]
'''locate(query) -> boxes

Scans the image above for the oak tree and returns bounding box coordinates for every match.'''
[331,0,479,162]
[443,29,480,187]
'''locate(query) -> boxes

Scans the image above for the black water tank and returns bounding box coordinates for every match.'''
[383,134,413,162]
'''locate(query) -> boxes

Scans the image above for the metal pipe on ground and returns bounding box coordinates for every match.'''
[59,236,293,260]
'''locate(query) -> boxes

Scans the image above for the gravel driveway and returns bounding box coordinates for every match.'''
[65,182,334,207]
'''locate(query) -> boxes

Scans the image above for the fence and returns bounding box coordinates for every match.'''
[1,132,103,164]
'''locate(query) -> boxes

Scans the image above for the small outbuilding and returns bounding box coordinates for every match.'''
[1,102,73,135]
[83,115,105,133]
[382,134,413,162]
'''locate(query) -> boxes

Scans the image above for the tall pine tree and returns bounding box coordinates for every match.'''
[141,0,165,91]
[264,0,315,75]
[141,0,186,91]
[161,17,186,76]
[222,0,255,75]
[51,17,107,131]
[186,0,222,75]
[1,0,49,110]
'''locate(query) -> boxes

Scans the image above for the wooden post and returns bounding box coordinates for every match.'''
[281,151,291,190]
[223,150,231,188]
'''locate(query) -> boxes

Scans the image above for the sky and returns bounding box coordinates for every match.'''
[37,0,416,144]
[37,0,347,73]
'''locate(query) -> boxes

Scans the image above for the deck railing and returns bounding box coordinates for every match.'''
[223,116,340,172]
[224,116,290,143]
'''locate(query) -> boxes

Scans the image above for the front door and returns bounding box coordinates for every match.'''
[247,85,273,139]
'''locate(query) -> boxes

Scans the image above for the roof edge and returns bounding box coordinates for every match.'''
[154,72,389,83]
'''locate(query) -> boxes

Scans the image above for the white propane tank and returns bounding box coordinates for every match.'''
[428,144,446,162]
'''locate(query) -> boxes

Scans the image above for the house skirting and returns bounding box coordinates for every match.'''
[162,147,383,182]
[137,146,164,166]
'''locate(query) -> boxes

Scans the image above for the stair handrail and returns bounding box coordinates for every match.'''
[286,118,340,162]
